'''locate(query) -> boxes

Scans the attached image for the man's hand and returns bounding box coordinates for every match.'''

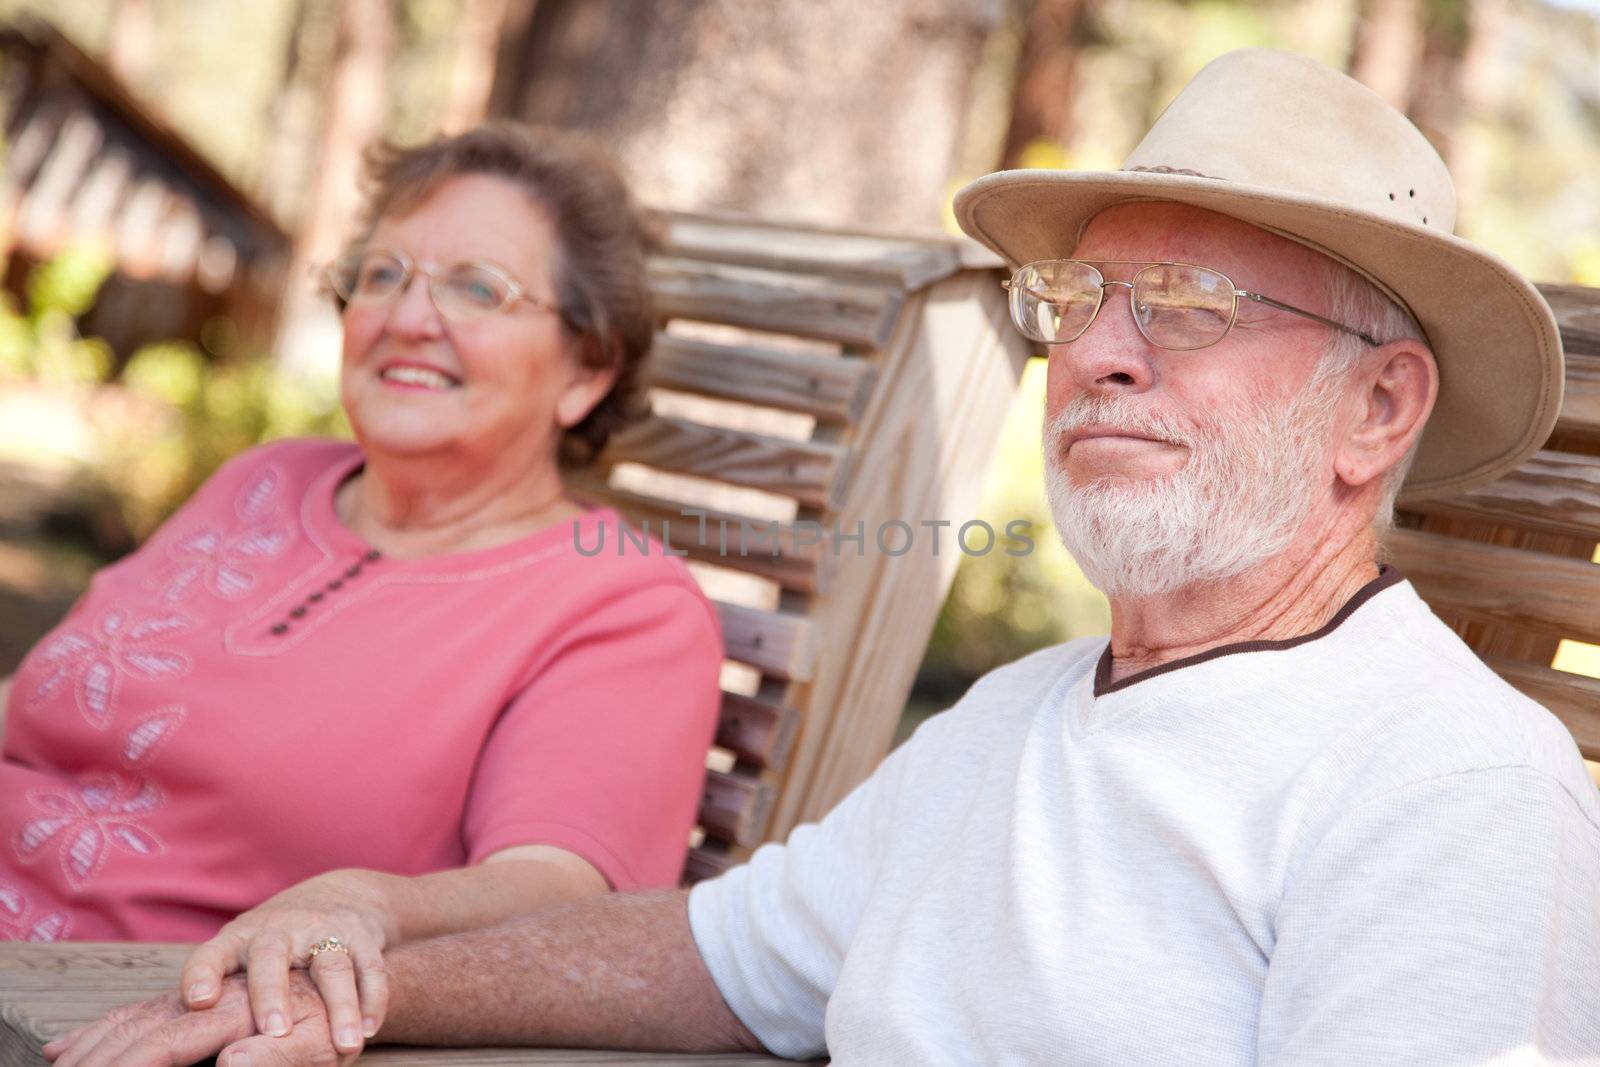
[43,971,353,1067]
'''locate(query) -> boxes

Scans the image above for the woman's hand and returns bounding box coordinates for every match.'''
[180,868,397,1056]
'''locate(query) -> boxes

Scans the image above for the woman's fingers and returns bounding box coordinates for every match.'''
[353,940,390,1039]
[217,1028,354,1067]
[244,930,296,1037]
[180,930,245,1008]
[217,969,355,1067]
[307,938,366,1054]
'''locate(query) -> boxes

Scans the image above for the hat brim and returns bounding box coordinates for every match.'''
[954,170,1564,504]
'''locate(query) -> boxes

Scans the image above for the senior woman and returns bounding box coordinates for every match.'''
[1,123,722,1055]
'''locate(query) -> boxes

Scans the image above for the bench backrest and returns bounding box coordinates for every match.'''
[581,212,1030,880]
[1393,283,1600,753]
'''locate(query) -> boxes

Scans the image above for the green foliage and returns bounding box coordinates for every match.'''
[0,251,348,543]
[106,343,348,538]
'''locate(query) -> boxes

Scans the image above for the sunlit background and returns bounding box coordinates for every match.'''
[0,0,1596,736]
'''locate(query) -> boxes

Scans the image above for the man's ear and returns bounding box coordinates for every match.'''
[1333,340,1438,489]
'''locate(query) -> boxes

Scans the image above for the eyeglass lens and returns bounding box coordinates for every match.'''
[334,252,515,319]
[1009,261,1239,351]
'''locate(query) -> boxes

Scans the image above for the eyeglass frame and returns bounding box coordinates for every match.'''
[1001,259,1383,351]
[320,248,567,325]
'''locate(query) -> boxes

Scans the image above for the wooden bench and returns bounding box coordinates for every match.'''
[0,211,1031,1063]
[1391,283,1600,755]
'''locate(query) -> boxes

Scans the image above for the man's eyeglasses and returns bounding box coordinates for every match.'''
[322,250,562,324]
[1002,259,1382,352]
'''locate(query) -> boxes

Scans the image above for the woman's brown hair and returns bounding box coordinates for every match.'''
[348,122,656,468]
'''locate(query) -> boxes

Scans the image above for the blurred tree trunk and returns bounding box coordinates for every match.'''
[487,0,1018,232]
[1438,0,1507,219]
[1407,0,1477,176]
[439,0,511,133]
[1000,0,1098,168]
[255,0,339,229]
[274,0,395,375]
[1349,0,1424,109]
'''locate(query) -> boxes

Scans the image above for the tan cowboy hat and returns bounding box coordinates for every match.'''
[954,47,1563,503]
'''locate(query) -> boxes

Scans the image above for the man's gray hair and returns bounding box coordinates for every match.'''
[1319,264,1430,531]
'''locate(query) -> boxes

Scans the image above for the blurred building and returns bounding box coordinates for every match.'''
[0,19,288,365]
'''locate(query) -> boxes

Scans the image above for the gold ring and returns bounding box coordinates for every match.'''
[308,935,349,960]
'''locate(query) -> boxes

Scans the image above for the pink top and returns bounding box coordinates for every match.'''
[0,439,723,942]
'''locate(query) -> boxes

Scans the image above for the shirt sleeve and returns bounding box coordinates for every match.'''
[461,579,722,889]
[687,733,912,1060]
[1258,765,1600,1065]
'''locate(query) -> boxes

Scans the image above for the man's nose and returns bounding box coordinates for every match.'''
[1049,284,1157,393]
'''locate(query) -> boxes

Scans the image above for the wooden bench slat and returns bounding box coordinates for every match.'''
[716,691,801,772]
[648,256,905,347]
[660,211,962,289]
[1486,656,1600,760]
[576,480,827,594]
[1558,352,1600,449]
[1403,449,1600,540]
[1542,283,1600,357]
[603,414,847,511]
[698,768,776,849]
[713,601,817,682]
[1389,528,1600,645]
[683,841,735,884]
[644,333,877,424]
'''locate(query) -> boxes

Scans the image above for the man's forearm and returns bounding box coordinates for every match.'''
[378,888,765,1054]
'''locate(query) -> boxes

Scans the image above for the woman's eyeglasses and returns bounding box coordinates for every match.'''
[323,250,562,324]
[1002,259,1382,351]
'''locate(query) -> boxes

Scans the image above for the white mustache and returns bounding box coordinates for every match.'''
[1045,395,1196,451]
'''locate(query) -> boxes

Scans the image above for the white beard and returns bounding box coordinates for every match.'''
[1043,366,1347,599]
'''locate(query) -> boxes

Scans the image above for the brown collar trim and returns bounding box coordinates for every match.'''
[1091,566,1404,698]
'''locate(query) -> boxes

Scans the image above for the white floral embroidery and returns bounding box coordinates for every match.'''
[0,881,71,941]
[22,610,192,730]
[13,774,165,891]
[160,465,291,603]
[121,706,187,767]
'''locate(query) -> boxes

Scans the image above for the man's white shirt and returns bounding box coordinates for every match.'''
[689,570,1600,1064]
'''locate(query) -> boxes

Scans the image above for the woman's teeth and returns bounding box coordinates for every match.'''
[380,366,458,388]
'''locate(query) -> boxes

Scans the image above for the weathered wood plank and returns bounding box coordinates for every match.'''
[1558,353,1600,450]
[1389,528,1600,646]
[1540,283,1600,358]
[602,415,846,512]
[647,256,905,348]
[683,843,735,885]
[1486,657,1600,760]
[698,769,776,850]
[659,211,962,289]
[0,945,798,1064]
[573,481,827,595]
[1404,450,1600,540]
[716,691,800,772]
[712,601,816,683]
[643,334,877,424]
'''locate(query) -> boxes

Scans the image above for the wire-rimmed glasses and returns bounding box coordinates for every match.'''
[1002,259,1382,351]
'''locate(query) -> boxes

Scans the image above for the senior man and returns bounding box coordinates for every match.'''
[47,48,1600,1067]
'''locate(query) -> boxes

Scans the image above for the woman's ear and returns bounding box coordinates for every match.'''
[556,344,622,430]
[1333,340,1438,489]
